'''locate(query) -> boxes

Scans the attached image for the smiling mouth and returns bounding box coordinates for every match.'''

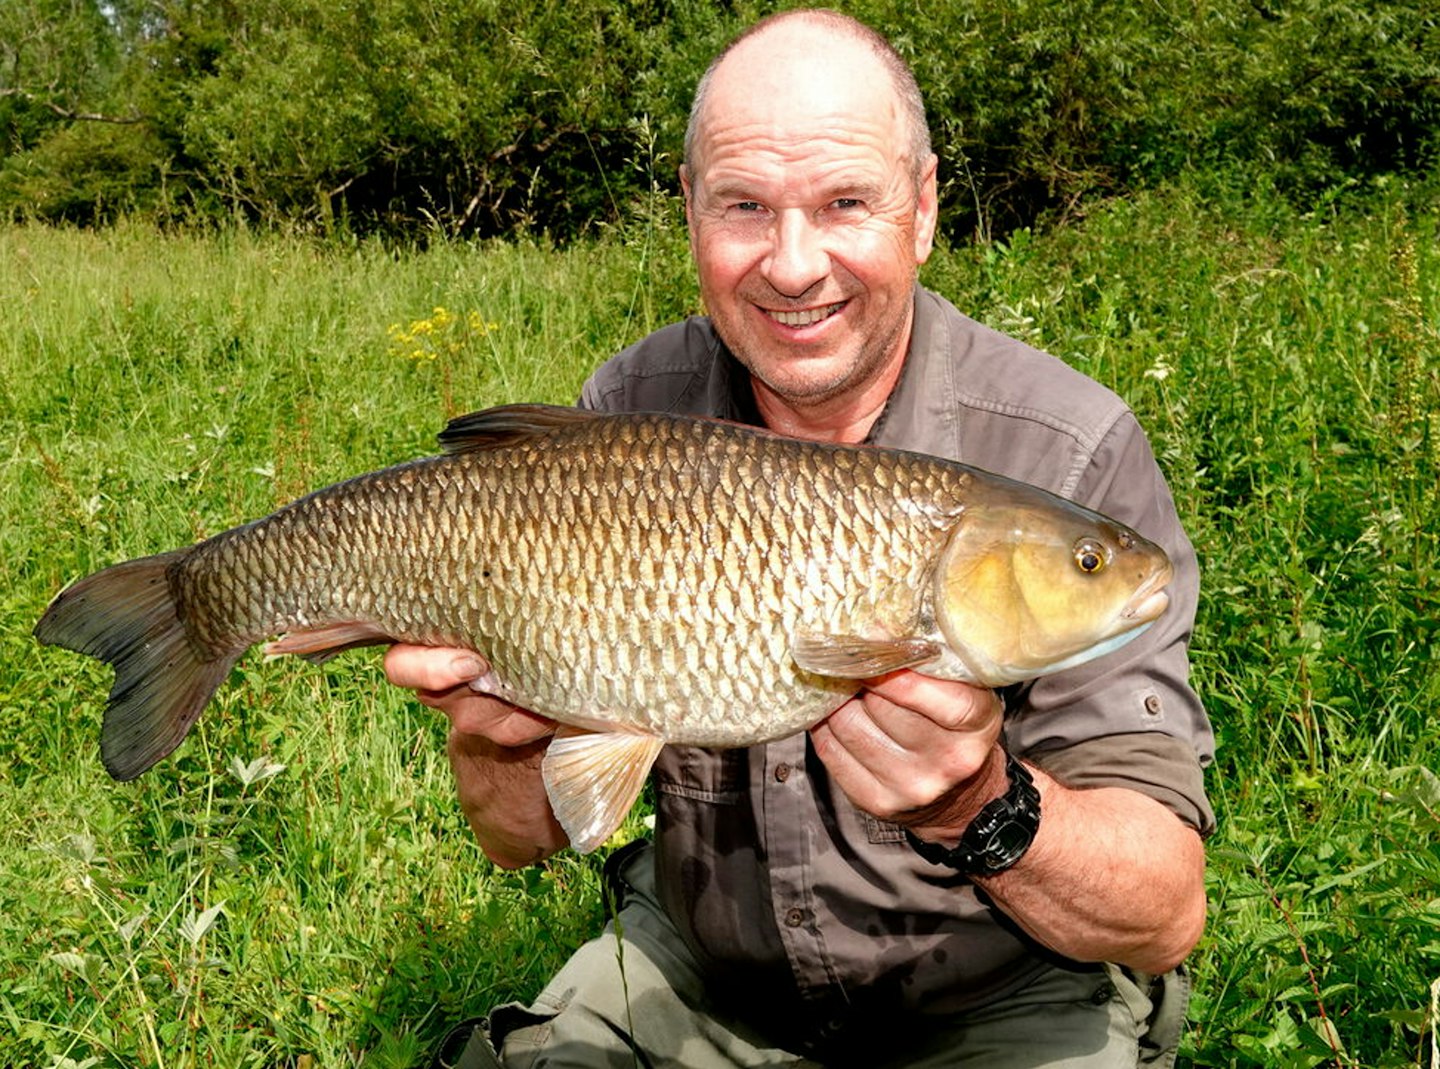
[766,301,846,328]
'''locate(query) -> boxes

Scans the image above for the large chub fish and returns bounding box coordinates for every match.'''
[35,406,1173,853]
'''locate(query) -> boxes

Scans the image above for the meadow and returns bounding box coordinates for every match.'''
[2,177,1437,1067]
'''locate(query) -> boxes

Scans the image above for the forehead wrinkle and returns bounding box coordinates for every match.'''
[694,124,903,201]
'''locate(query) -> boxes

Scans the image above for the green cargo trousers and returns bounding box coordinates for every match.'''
[431,845,1190,1069]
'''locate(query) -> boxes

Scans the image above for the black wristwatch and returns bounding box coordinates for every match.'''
[905,753,1041,877]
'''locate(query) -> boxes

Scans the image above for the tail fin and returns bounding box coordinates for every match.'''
[34,550,240,781]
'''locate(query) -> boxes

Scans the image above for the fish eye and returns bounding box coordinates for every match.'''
[1074,539,1108,575]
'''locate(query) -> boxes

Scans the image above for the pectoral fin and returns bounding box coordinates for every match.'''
[541,727,665,854]
[791,633,942,679]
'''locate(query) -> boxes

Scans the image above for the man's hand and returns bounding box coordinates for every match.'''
[384,646,557,746]
[384,645,567,867]
[809,672,1007,844]
[811,669,1206,973]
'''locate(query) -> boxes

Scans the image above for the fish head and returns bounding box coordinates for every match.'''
[932,486,1173,687]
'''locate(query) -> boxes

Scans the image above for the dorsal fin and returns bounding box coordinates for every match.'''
[438,404,602,456]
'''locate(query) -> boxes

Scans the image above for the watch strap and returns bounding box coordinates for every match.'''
[905,752,1041,876]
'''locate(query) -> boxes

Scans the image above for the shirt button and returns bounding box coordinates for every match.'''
[774,762,792,783]
[784,907,806,928]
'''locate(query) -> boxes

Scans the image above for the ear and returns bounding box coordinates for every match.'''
[679,164,694,224]
[913,153,939,265]
[679,164,700,260]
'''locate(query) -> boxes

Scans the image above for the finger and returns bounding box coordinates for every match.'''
[446,696,558,747]
[863,671,1002,734]
[812,687,1003,817]
[812,727,943,818]
[810,700,919,815]
[809,701,867,771]
[830,683,995,763]
[825,695,914,762]
[384,645,489,692]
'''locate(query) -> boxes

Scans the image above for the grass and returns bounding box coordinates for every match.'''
[2,218,695,1067]
[2,175,1438,1066]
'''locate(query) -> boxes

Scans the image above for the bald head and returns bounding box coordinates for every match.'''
[684,10,932,187]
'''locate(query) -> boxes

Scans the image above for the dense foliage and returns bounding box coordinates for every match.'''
[3,0,1438,238]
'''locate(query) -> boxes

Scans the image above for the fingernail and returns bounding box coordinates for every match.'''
[450,654,484,680]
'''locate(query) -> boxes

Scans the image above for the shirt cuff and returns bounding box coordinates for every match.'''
[1023,731,1217,837]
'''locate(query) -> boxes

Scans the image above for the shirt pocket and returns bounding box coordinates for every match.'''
[860,810,908,845]
[653,745,748,806]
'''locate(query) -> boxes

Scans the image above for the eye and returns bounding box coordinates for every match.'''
[1074,539,1108,575]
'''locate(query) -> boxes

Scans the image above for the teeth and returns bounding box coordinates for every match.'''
[770,302,844,327]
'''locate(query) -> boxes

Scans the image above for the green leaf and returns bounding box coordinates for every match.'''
[179,902,226,947]
[228,753,287,786]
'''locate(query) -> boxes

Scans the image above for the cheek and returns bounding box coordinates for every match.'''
[834,225,918,291]
[941,553,1022,640]
[694,239,750,301]
[1010,547,1084,635]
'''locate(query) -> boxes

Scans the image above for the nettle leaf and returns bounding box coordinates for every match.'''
[1398,764,1440,816]
[47,951,89,974]
[46,951,98,985]
[228,753,287,786]
[117,911,148,945]
[54,833,103,866]
[48,1056,101,1069]
[179,902,226,947]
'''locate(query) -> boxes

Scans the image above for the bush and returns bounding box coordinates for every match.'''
[0,121,169,225]
[1,0,1437,236]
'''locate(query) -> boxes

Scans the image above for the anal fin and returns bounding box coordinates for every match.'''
[263,622,396,664]
[541,727,664,854]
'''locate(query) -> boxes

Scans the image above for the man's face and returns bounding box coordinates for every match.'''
[682,36,938,412]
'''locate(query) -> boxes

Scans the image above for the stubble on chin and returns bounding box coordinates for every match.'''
[732,310,911,411]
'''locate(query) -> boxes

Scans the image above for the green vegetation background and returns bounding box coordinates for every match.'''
[3,0,1438,241]
[3,1,1440,1067]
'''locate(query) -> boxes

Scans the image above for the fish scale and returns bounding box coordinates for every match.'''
[180,412,937,740]
[34,404,1173,853]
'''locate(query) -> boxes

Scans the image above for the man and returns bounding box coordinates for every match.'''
[390,10,1214,1067]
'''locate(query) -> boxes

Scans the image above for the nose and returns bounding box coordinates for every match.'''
[765,210,829,297]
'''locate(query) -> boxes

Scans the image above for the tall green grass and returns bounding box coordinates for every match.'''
[3,178,1437,1066]
[926,178,1440,1065]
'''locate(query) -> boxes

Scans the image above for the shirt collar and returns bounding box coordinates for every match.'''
[867,285,963,461]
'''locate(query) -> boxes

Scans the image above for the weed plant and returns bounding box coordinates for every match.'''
[2,176,1437,1066]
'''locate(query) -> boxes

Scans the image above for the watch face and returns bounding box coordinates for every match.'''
[985,820,1036,863]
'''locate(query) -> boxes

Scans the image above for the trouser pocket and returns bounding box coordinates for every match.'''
[1104,963,1192,1069]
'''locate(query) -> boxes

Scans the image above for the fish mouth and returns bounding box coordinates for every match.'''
[764,301,847,328]
[1121,567,1173,624]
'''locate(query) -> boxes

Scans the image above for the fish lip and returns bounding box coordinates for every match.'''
[1121,566,1174,622]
